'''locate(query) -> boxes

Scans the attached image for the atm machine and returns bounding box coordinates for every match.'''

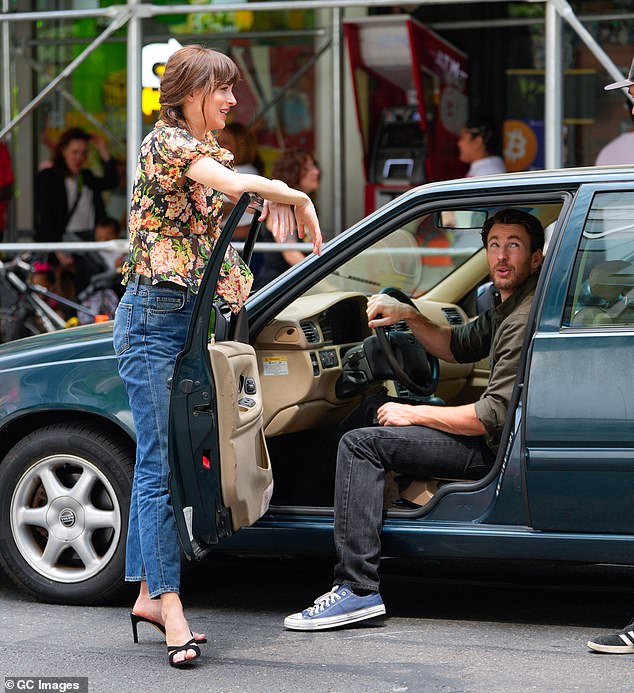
[344,15,469,213]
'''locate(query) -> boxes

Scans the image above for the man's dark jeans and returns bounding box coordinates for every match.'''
[332,396,495,593]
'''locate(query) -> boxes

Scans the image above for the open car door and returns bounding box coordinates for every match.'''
[168,194,273,560]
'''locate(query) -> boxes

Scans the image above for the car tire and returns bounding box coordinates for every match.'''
[0,423,134,604]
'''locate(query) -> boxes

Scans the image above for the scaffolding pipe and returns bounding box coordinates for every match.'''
[545,1,563,169]
[127,0,142,211]
[1,0,10,130]
[247,41,331,129]
[0,7,120,22]
[0,9,131,140]
[1,0,634,241]
[0,0,512,23]
[332,7,344,234]
[552,0,634,103]
[21,52,124,147]
[104,0,511,15]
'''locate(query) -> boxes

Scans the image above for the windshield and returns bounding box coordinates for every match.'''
[307,212,483,298]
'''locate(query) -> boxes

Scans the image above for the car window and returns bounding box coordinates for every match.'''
[307,212,483,298]
[564,191,634,328]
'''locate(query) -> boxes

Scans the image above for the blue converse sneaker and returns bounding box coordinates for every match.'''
[284,585,386,631]
[587,621,634,654]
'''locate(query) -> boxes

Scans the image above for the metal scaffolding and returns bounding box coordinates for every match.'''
[1,0,633,250]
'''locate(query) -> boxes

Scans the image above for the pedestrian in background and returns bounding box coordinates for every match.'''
[113,44,321,669]
[457,118,507,177]
[217,121,265,242]
[587,55,634,656]
[252,148,321,291]
[34,127,118,296]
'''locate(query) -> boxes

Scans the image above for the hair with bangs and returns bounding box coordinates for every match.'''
[159,45,240,131]
[53,126,90,176]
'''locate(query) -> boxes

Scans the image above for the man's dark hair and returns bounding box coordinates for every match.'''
[464,118,498,154]
[481,208,545,253]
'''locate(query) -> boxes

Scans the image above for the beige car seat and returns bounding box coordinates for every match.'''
[572,260,634,326]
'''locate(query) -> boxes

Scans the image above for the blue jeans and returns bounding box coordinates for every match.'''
[333,396,494,593]
[113,278,195,598]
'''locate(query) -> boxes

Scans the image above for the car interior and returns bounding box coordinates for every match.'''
[218,199,564,517]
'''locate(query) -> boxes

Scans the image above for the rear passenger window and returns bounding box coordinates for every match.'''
[564,191,634,328]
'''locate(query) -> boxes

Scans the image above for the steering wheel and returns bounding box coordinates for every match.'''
[373,287,440,397]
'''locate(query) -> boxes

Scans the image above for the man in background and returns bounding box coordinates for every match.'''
[586,55,634,656]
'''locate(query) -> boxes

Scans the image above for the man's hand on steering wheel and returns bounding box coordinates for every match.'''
[367,293,418,329]
[366,288,440,397]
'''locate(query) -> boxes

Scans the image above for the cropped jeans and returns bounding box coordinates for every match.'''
[332,395,495,593]
[113,277,195,598]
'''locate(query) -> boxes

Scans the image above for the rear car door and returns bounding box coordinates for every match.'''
[168,194,273,560]
[524,185,634,533]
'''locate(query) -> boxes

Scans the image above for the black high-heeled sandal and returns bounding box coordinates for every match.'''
[167,638,201,668]
[130,613,208,644]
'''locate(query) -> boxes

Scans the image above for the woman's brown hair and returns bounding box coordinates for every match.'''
[159,45,240,131]
[271,148,316,189]
[53,127,90,176]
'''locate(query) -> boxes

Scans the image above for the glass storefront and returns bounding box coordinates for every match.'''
[2,1,634,239]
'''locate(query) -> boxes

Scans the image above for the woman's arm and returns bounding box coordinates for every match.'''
[187,156,321,253]
[187,156,308,205]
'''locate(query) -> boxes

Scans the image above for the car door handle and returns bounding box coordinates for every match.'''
[192,404,213,417]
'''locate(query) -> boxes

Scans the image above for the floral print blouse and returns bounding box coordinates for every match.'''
[121,120,253,313]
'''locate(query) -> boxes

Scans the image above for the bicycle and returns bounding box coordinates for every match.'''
[0,255,120,343]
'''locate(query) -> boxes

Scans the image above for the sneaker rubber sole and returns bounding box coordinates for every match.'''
[587,638,634,654]
[284,603,386,631]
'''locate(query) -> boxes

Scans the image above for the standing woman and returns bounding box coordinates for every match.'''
[113,45,321,668]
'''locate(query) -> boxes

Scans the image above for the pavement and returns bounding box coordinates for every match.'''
[1,555,634,693]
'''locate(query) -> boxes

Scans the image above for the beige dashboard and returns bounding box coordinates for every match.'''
[255,291,473,437]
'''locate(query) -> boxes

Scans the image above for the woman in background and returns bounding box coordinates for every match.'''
[217,121,264,243]
[34,127,118,295]
[252,148,320,291]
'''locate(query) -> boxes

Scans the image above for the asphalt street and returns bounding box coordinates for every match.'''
[1,555,633,693]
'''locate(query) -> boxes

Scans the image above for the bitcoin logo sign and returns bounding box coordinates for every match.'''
[503,119,539,172]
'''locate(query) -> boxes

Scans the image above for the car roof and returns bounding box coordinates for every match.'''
[405,165,634,198]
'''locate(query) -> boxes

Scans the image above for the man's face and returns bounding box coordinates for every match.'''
[457,127,484,164]
[485,222,543,300]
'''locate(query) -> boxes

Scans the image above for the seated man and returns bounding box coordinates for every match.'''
[284,208,544,631]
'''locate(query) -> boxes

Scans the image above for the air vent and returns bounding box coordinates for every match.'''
[441,307,464,325]
[387,320,409,333]
[300,320,320,343]
[318,314,333,344]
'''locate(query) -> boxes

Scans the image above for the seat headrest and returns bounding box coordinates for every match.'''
[589,260,634,302]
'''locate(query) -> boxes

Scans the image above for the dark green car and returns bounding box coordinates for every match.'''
[2,168,634,604]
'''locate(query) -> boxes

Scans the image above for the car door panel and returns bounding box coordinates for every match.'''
[524,184,634,534]
[168,194,273,560]
[208,341,273,529]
